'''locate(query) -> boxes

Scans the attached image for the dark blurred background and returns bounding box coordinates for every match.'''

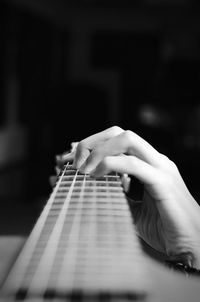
[0,0,200,235]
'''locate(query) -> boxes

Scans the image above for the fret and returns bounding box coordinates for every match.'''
[55,194,125,200]
[54,194,68,199]
[65,205,129,211]
[57,191,124,196]
[53,199,130,207]
[1,164,150,301]
[57,188,123,194]
[59,181,121,186]
[60,174,120,182]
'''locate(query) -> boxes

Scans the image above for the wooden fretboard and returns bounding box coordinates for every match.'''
[1,164,150,301]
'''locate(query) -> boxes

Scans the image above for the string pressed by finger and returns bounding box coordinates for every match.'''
[79,131,161,174]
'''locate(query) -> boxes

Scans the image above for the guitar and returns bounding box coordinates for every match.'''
[1,163,200,302]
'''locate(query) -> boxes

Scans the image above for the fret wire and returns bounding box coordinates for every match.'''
[2,164,69,295]
[59,181,121,186]
[2,165,150,299]
[25,168,79,297]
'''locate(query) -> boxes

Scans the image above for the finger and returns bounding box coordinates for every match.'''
[56,142,78,167]
[56,152,74,168]
[71,142,78,152]
[91,155,159,186]
[79,130,161,174]
[49,175,57,187]
[73,126,124,169]
[121,174,131,193]
[55,166,61,175]
[115,130,161,166]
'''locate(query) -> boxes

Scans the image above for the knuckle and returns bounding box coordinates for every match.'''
[159,154,178,172]
[157,169,174,188]
[169,160,178,171]
[77,140,86,151]
[110,125,123,135]
[159,154,170,166]
[123,130,134,142]
[160,154,170,162]
[76,140,87,156]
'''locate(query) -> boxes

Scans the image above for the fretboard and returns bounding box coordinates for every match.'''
[1,164,150,301]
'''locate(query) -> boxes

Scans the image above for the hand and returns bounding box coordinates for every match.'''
[57,126,200,268]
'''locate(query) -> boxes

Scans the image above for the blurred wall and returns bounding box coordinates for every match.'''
[1,0,200,208]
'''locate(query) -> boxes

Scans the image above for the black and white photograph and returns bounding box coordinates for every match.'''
[0,0,200,301]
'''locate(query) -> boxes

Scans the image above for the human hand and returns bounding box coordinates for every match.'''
[57,126,200,268]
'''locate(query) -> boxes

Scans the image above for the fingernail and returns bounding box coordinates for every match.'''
[49,175,57,187]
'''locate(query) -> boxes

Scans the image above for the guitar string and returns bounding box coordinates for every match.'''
[3,168,150,299]
[25,166,79,296]
[51,171,145,294]
[55,171,87,291]
[45,167,84,293]
[77,173,97,290]
[57,173,99,292]
[2,164,69,296]
[105,173,118,285]
[55,171,80,291]
[71,172,90,290]
[70,171,86,288]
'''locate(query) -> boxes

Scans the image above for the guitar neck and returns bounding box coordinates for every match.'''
[1,164,150,301]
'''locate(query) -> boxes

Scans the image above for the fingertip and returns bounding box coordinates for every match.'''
[55,154,63,163]
[121,174,131,193]
[55,151,74,167]
[55,166,61,175]
[79,161,95,174]
[55,159,64,171]
[78,163,86,174]
[90,166,104,178]
[49,175,57,187]
[73,157,87,170]
[62,151,74,161]
[74,147,90,169]
[72,159,79,169]
[90,171,98,178]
